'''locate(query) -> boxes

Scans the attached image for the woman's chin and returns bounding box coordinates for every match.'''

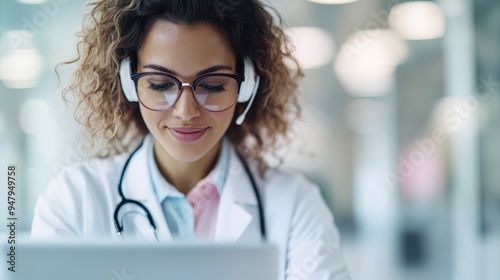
[169,150,205,163]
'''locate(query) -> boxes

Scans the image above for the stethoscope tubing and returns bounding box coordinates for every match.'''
[113,138,266,240]
[235,151,266,239]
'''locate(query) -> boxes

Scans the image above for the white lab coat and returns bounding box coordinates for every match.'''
[31,135,351,280]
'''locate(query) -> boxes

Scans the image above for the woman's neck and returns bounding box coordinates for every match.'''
[153,140,221,195]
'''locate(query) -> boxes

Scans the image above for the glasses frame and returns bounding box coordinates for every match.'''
[130,72,245,112]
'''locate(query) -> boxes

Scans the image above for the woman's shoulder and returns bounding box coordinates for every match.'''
[58,153,127,179]
[47,153,129,194]
[32,153,131,238]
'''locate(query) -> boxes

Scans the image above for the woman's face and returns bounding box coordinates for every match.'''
[137,21,237,163]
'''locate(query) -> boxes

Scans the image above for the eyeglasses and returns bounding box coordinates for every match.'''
[131,72,244,112]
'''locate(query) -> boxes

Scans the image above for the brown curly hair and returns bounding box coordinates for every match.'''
[59,0,303,176]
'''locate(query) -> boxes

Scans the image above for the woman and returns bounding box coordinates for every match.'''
[32,0,351,279]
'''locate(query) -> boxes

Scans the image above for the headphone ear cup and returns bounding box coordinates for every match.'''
[237,57,260,103]
[119,57,139,102]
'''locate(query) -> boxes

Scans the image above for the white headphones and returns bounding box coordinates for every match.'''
[119,57,260,125]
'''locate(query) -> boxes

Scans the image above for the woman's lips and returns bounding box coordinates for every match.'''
[168,127,208,142]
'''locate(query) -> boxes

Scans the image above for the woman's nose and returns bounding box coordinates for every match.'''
[172,86,201,121]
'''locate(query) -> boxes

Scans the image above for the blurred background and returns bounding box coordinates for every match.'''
[0,0,499,279]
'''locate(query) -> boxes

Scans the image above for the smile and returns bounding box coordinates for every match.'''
[168,127,208,143]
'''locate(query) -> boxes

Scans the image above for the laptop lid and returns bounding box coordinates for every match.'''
[1,240,279,280]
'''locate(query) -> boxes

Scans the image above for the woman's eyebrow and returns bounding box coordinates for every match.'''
[142,64,233,76]
[142,64,176,75]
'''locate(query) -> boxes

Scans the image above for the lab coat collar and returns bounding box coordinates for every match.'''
[214,144,259,242]
[222,144,258,206]
[122,134,259,243]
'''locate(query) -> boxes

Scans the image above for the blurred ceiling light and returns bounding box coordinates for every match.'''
[335,63,395,97]
[342,29,408,68]
[17,0,48,4]
[432,96,473,133]
[389,1,446,40]
[286,26,335,69]
[0,49,43,89]
[307,0,358,4]
[334,29,407,96]
[19,99,52,135]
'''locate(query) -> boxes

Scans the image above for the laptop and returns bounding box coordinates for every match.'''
[1,239,279,280]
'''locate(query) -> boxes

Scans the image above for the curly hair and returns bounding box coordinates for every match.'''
[59,0,303,176]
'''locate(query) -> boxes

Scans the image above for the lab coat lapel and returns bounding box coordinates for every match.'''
[214,146,258,242]
[120,136,173,242]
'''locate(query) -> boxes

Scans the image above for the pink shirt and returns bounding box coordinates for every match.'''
[147,135,230,240]
[186,173,220,238]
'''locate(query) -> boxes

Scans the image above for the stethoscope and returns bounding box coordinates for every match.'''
[113,138,266,241]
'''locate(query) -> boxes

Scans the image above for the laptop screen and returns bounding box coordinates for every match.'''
[1,239,279,280]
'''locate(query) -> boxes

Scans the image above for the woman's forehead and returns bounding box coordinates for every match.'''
[137,21,236,77]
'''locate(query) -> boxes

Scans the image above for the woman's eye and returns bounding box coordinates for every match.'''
[199,84,226,93]
[148,83,175,91]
